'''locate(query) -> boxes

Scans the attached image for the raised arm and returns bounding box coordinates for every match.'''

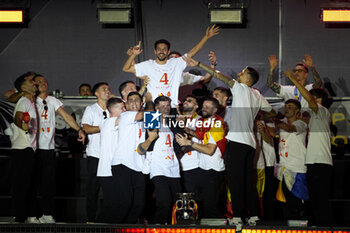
[199,51,217,83]
[266,55,281,94]
[187,25,219,58]
[183,56,235,88]
[285,69,318,113]
[138,76,149,96]
[122,41,145,79]
[302,54,322,88]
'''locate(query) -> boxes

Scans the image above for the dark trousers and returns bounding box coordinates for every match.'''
[182,168,202,200]
[282,178,305,220]
[262,166,276,220]
[36,149,55,216]
[306,163,333,226]
[197,169,224,218]
[112,164,146,224]
[152,176,181,224]
[11,148,37,222]
[86,156,101,222]
[99,176,119,223]
[225,140,259,217]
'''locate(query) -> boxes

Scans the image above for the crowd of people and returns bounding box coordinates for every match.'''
[6,25,333,230]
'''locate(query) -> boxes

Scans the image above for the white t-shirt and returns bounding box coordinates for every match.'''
[279,119,307,173]
[113,111,145,172]
[97,117,119,177]
[180,72,202,86]
[199,131,225,172]
[180,113,201,171]
[305,104,333,166]
[226,83,272,149]
[278,84,313,110]
[149,126,180,179]
[134,56,187,107]
[81,103,109,158]
[36,96,62,150]
[10,96,38,151]
[255,121,276,169]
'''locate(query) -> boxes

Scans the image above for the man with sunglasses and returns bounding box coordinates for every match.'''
[267,54,322,109]
[81,82,111,223]
[33,74,85,223]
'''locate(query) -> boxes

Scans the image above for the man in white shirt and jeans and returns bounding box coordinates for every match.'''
[10,73,39,223]
[81,82,111,222]
[183,56,275,230]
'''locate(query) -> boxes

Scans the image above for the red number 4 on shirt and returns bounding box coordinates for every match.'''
[165,134,172,147]
[41,109,48,120]
[160,73,169,85]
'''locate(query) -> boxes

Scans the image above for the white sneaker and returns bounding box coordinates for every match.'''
[246,216,260,226]
[25,217,40,224]
[38,215,55,223]
[229,217,243,232]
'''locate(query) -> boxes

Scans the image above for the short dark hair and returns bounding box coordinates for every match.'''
[185,94,199,105]
[203,96,220,109]
[285,99,301,110]
[168,51,181,57]
[295,63,309,73]
[119,80,135,97]
[107,97,124,111]
[214,87,231,98]
[154,96,171,106]
[310,88,329,107]
[92,82,108,95]
[127,91,142,101]
[246,66,259,85]
[154,39,171,50]
[79,83,91,91]
[14,72,35,92]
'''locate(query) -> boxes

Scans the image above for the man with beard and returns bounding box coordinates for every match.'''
[179,95,202,196]
[176,97,226,218]
[33,74,85,223]
[81,82,111,222]
[122,25,219,107]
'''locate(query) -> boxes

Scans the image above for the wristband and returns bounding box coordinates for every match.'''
[190,140,194,147]
[197,61,201,67]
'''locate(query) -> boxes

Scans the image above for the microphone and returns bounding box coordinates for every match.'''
[23,112,30,134]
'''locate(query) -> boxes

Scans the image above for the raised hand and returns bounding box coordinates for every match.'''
[209,51,217,66]
[183,56,199,67]
[268,55,278,71]
[205,25,220,39]
[302,54,314,67]
[130,41,143,56]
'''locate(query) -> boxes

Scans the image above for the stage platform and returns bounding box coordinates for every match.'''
[0,223,349,233]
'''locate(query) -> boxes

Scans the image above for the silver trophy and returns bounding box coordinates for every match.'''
[172,193,198,224]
